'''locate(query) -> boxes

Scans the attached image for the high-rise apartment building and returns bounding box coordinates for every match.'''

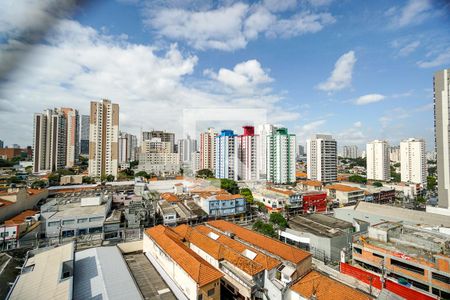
[255,124,275,179]
[200,128,217,171]
[306,134,337,182]
[0,140,4,148]
[60,108,79,167]
[142,130,175,152]
[342,145,358,159]
[215,130,238,180]
[237,126,259,181]
[267,128,296,184]
[366,140,390,181]
[178,135,197,164]
[389,146,401,163]
[434,68,450,209]
[33,108,79,173]
[298,145,305,156]
[118,131,137,164]
[400,138,426,186]
[88,99,119,179]
[79,115,90,155]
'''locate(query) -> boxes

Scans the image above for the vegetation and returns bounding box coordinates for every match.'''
[269,212,288,230]
[196,169,214,178]
[393,162,400,168]
[135,171,151,179]
[25,165,33,174]
[7,176,24,185]
[390,165,401,182]
[427,176,437,191]
[129,160,139,168]
[428,166,437,177]
[101,174,115,182]
[82,176,95,184]
[0,158,15,168]
[31,180,47,189]
[255,201,268,213]
[118,168,134,180]
[416,195,426,204]
[373,181,383,187]
[347,157,366,168]
[239,188,254,204]
[252,220,276,238]
[220,178,239,194]
[348,174,367,184]
[47,172,61,186]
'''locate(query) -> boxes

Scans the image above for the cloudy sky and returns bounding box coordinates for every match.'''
[0,0,449,151]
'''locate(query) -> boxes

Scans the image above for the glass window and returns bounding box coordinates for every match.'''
[77,218,88,223]
[48,221,60,227]
[89,216,104,222]
[207,288,215,296]
[62,219,75,225]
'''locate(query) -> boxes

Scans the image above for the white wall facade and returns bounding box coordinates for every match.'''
[306,134,337,182]
[366,140,390,181]
[400,138,426,186]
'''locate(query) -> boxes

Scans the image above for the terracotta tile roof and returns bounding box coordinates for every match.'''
[266,187,295,196]
[4,210,38,225]
[145,225,223,287]
[296,172,307,178]
[160,192,180,202]
[207,220,311,264]
[325,184,362,192]
[302,180,322,187]
[290,271,371,300]
[175,225,266,276]
[215,194,243,201]
[195,225,281,271]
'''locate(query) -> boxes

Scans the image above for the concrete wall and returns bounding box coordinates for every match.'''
[0,189,48,223]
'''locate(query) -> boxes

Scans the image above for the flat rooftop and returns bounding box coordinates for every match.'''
[289,215,352,238]
[124,252,176,300]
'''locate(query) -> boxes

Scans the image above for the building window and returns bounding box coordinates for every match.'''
[78,218,88,223]
[372,252,384,259]
[48,221,60,227]
[432,272,450,284]
[390,259,424,275]
[62,219,75,225]
[353,247,362,254]
[89,216,104,222]
[207,288,215,296]
[197,294,203,300]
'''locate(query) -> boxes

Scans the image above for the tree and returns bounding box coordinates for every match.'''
[373,181,383,187]
[48,173,60,186]
[252,220,276,237]
[135,171,150,179]
[0,159,13,168]
[240,188,254,204]
[220,179,239,194]
[31,180,46,189]
[57,168,75,176]
[196,169,214,178]
[82,176,95,184]
[348,175,367,184]
[269,212,288,230]
[427,176,437,191]
[129,160,139,168]
[106,174,115,182]
[428,166,437,177]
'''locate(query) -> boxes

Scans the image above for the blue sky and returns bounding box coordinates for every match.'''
[0,0,449,151]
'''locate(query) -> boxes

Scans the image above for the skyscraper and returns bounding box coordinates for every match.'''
[119,131,137,164]
[255,124,275,179]
[434,69,450,209]
[142,130,175,152]
[215,130,238,180]
[178,135,198,164]
[33,108,79,173]
[267,128,296,184]
[200,128,217,171]
[88,99,119,178]
[306,134,337,182]
[79,115,90,155]
[0,140,4,148]
[400,138,426,186]
[237,126,259,181]
[60,108,79,167]
[342,145,358,159]
[366,140,390,181]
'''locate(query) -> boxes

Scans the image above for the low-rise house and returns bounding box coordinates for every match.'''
[60,175,83,185]
[144,225,223,300]
[299,180,323,192]
[288,270,371,300]
[302,191,327,213]
[0,188,48,223]
[0,210,39,248]
[40,192,112,238]
[193,192,246,217]
[325,184,365,206]
[206,220,312,300]
[279,214,354,262]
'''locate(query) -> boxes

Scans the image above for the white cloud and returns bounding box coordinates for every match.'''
[417,49,450,68]
[144,2,336,51]
[317,50,356,92]
[354,94,385,105]
[205,59,273,92]
[0,15,297,146]
[306,0,334,7]
[396,40,421,56]
[336,121,366,145]
[388,0,433,28]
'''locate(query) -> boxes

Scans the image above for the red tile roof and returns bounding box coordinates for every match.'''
[145,225,223,287]
[160,192,180,202]
[325,184,362,192]
[290,271,371,300]
[266,187,296,196]
[4,210,37,225]
[302,180,322,187]
[207,220,311,264]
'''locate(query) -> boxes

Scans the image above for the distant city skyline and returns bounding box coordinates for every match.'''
[1,1,449,151]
